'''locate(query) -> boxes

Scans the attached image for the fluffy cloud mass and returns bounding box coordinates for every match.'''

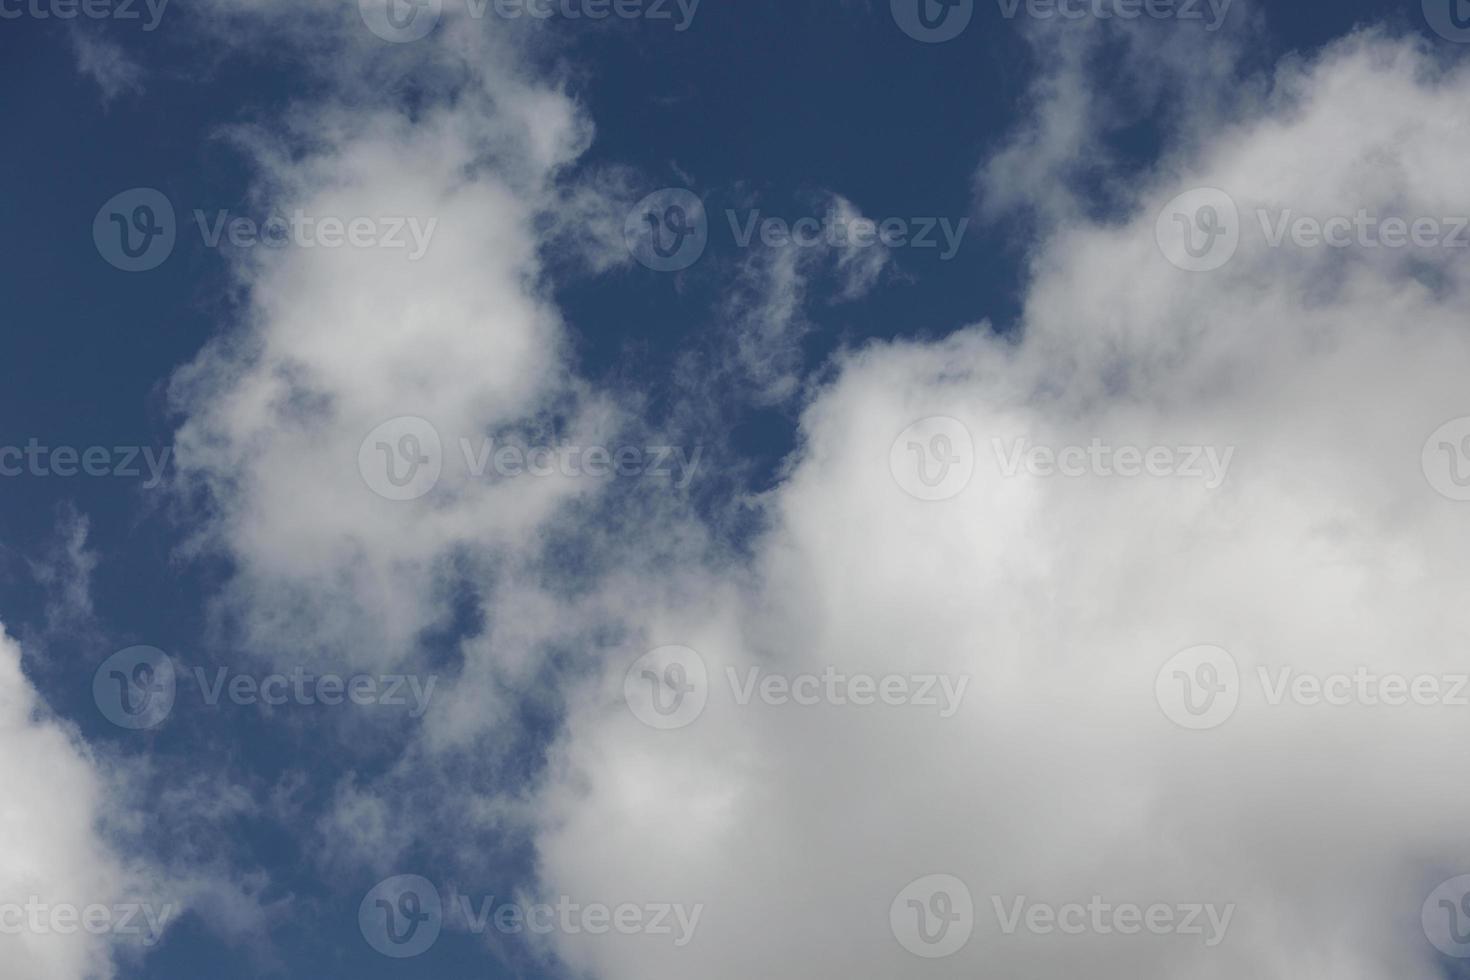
[26,4,1470,980]
[530,31,1470,980]
[167,12,625,673]
[0,630,159,980]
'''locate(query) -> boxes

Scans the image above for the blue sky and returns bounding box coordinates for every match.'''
[4,1,1470,978]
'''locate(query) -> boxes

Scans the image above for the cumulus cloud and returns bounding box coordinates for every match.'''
[166,11,628,673]
[0,627,170,979]
[142,5,1470,979]
[529,29,1470,980]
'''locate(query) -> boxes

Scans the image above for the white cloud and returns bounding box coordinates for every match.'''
[26,506,99,650]
[529,30,1470,980]
[166,19,625,671]
[143,7,1470,979]
[0,627,168,980]
[68,32,145,106]
[721,193,893,403]
[977,11,1261,227]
